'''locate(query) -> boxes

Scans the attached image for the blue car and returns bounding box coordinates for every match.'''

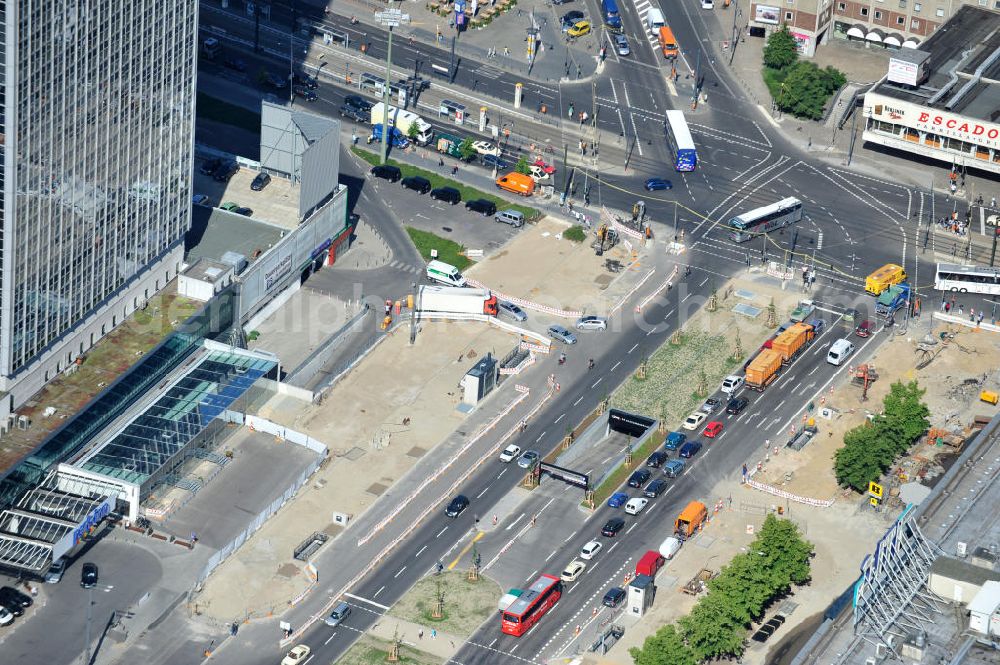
[482,154,510,170]
[607,491,629,508]
[664,431,687,451]
[645,178,673,191]
[678,441,703,459]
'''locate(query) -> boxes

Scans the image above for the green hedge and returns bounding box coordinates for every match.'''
[405,228,472,271]
[351,147,540,221]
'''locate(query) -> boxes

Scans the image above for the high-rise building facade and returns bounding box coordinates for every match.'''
[0,1,197,413]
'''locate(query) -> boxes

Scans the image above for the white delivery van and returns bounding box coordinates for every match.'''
[426,260,467,287]
[658,536,683,559]
[647,8,665,30]
[826,339,855,366]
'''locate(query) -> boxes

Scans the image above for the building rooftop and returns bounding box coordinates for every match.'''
[871,6,1000,116]
[182,258,233,284]
[0,289,200,484]
[929,556,1000,586]
[185,206,286,267]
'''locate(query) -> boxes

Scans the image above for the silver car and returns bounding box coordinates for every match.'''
[548,325,578,344]
[499,301,528,322]
[613,34,630,56]
[517,450,540,468]
[575,315,608,331]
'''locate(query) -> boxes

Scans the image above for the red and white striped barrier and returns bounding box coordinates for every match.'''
[610,268,657,316]
[613,219,644,241]
[745,478,835,507]
[636,266,679,312]
[520,341,551,354]
[466,278,581,318]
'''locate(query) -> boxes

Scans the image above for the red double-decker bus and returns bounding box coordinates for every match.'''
[501,574,562,636]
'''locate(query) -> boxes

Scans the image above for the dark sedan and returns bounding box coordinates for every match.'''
[445,495,469,517]
[646,451,668,468]
[644,478,668,498]
[644,178,673,191]
[627,469,651,488]
[601,517,626,537]
[679,441,703,459]
[726,396,749,415]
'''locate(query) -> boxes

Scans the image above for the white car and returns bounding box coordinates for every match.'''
[499,444,521,463]
[528,165,551,183]
[580,540,603,560]
[720,375,744,394]
[560,559,587,582]
[472,140,500,156]
[701,0,714,8]
[0,606,12,626]
[576,315,608,331]
[624,497,649,515]
[282,645,311,665]
[682,412,707,431]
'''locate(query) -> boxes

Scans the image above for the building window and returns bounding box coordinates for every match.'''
[897,15,905,23]
[785,10,793,18]
[861,6,869,14]
[875,10,882,18]
[936,7,944,15]
[914,2,921,10]
[899,0,906,6]
[911,18,920,27]
[838,1,846,7]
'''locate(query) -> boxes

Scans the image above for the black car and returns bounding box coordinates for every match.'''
[234,207,254,217]
[726,396,749,415]
[0,586,32,608]
[401,176,432,194]
[343,95,373,112]
[644,478,668,498]
[340,104,368,122]
[601,517,625,537]
[627,469,651,488]
[445,495,469,518]
[465,199,497,216]
[213,160,239,182]
[646,451,668,468]
[431,187,461,205]
[0,597,23,617]
[199,157,223,176]
[250,172,271,191]
[561,10,585,29]
[292,73,318,89]
[293,86,318,102]
[81,562,98,589]
[371,164,402,182]
[602,587,627,608]
[223,57,247,72]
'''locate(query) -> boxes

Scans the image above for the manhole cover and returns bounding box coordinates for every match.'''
[442,226,453,232]
[367,482,388,496]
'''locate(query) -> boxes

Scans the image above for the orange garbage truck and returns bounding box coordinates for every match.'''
[770,322,816,365]
[745,348,782,391]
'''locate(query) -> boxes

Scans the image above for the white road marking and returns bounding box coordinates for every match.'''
[682,293,691,302]
[611,361,621,371]
[665,308,675,319]
[497,468,507,479]
[608,542,619,553]
[506,513,525,531]
[415,545,427,558]
[699,277,709,287]
[627,523,638,534]
[545,549,558,562]
[592,378,603,388]
[325,632,338,645]
[343,592,390,610]
[394,566,407,579]
[373,585,385,598]
[564,530,578,542]
[536,431,546,443]
[574,395,584,406]
[435,526,449,538]
[629,343,639,353]
[525,570,539,583]
[555,413,565,423]
[477,485,490,499]
[489,638,498,648]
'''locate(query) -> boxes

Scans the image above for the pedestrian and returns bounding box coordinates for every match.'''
[978,311,984,327]
[941,298,947,312]
[418,630,424,639]
[993,196,997,208]
[431,629,437,639]
[438,157,444,167]
[945,301,952,314]
[959,303,965,316]
[504,46,509,56]
[970,307,976,322]
[451,165,458,175]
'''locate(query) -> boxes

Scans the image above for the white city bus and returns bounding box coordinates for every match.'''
[934,263,1000,295]
[728,197,803,242]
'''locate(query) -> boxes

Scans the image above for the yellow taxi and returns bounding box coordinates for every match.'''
[568,20,592,38]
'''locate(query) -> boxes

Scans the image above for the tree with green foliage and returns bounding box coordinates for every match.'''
[405,122,420,141]
[707,553,774,624]
[679,592,747,661]
[835,380,929,491]
[776,61,847,120]
[756,513,814,587]
[458,137,477,161]
[629,624,696,665]
[514,155,531,175]
[763,25,798,70]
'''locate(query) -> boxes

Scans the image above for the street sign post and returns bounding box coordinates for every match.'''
[375,5,411,164]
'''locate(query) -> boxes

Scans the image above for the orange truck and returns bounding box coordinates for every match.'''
[770,322,816,365]
[674,501,707,538]
[658,26,679,59]
[496,172,536,196]
[745,348,782,391]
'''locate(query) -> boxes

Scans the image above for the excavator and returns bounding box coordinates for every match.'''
[593,224,619,255]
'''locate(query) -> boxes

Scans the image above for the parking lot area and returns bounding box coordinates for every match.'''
[193,157,300,229]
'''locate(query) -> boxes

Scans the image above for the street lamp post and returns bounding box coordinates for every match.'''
[84,586,93,665]
[375,4,411,165]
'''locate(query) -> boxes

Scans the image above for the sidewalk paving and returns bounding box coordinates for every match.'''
[368,616,465,660]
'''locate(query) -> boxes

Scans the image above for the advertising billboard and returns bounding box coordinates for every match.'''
[755,4,780,24]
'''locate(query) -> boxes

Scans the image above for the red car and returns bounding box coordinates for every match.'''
[532,158,556,174]
[703,421,724,438]
[855,320,872,338]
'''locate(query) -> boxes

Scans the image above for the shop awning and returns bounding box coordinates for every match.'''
[846,25,866,39]
[883,34,903,47]
[866,29,885,43]
[902,38,921,49]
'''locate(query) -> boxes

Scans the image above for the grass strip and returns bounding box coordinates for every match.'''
[352,147,540,221]
[586,430,665,507]
[405,227,472,271]
[196,92,261,134]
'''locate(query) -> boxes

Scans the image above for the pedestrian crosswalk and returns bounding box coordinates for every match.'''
[388,259,421,274]
[629,0,662,51]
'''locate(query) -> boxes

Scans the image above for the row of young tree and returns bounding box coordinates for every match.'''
[834,380,930,492]
[629,515,814,665]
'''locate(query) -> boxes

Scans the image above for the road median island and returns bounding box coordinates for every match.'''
[386,570,502,639]
[405,227,472,271]
[339,634,444,665]
[585,430,666,507]
[350,147,540,221]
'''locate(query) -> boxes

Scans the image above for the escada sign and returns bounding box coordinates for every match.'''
[915,111,1000,140]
